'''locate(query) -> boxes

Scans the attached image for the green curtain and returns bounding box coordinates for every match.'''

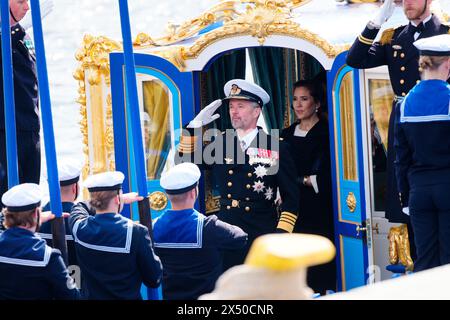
[203,49,247,131]
[249,47,287,130]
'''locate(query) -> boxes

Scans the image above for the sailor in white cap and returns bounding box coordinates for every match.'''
[176,79,299,271]
[0,183,80,300]
[38,160,83,267]
[394,34,450,272]
[68,171,162,299]
[153,163,247,300]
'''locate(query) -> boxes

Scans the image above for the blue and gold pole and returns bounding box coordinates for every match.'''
[117,0,153,234]
[118,0,159,300]
[30,0,68,265]
[0,0,19,188]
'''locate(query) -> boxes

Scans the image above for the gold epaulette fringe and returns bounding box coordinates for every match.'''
[380,28,395,45]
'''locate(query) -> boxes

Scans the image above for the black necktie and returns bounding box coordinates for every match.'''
[411,22,425,35]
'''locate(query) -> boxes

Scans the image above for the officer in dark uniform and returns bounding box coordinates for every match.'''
[38,160,83,268]
[177,79,299,271]
[69,171,162,299]
[154,162,248,300]
[394,34,450,272]
[346,0,450,257]
[0,1,41,207]
[0,183,80,300]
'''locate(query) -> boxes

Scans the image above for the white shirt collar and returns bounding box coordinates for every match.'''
[411,15,432,27]
[237,128,259,150]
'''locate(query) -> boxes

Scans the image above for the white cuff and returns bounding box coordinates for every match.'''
[187,120,203,128]
[402,207,410,216]
[310,175,319,194]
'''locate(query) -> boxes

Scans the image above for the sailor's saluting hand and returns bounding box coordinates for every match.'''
[370,0,395,28]
[187,99,222,128]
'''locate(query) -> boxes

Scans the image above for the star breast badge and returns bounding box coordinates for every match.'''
[252,180,265,194]
[254,165,268,179]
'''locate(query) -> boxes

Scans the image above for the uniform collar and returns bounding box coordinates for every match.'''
[410,15,432,27]
[0,228,52,267]
[237,128,259,150]
[153,208,204,248]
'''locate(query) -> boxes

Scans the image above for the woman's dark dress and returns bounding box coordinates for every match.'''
[281,118,336,294]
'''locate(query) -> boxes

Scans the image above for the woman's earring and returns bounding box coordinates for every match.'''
[315,106,319,113]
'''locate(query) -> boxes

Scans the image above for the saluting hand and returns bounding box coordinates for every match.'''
[187,99,222,128]
[370,0,395,28]
[40,211,70,224]
[120,192,144,204]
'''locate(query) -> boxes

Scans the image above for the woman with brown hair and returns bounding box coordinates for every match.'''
[394,34,450,272]
[281,79,335,295]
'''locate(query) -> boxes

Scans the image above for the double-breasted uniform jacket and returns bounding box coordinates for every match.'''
[69,202,162,300]
[0,227,80,300]
[177,127,299,268]
[153,208,247,300]
[346,15,450,224]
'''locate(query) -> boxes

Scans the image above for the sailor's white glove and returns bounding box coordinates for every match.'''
[187,99,222,128]
[370,0,395,28]
[20,0,54,30]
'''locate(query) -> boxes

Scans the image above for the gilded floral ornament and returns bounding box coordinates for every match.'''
[74,35,121,187]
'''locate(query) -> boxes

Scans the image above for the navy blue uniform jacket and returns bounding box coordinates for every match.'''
[69,202,162,300]
[153,209,247,300]
[0,228,80,300]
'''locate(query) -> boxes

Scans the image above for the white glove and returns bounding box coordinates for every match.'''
[20,0,54,31]
[370,0,395,28]
[187,99,222,128]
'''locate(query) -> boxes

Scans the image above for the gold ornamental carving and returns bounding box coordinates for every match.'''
[131,0,344,71]
[388,224,414,271]
[149,191,169,211]
[346,192,357,213]
[74,35,122,185]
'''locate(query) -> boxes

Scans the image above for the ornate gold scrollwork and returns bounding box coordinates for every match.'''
[149,191,169,211]
[74,35,122,189]
[131,0,344,71]
[346,192,357,213]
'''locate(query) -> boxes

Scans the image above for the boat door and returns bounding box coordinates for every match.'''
[109,53,197,220]
[328,52,374,291]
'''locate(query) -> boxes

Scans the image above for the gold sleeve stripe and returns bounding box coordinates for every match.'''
[277,220,295,233]
[280,212,297,222]
[358,35,374,45]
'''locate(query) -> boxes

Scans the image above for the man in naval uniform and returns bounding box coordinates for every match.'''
[38,160,83,268]
[177,79,299,271]
[153,162,248,300]
[69,171,162,300]
[346,0,450,257]
[0,0,53,207]
[0,183,80,300]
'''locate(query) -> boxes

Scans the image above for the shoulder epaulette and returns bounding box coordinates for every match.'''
[380,27,396,45]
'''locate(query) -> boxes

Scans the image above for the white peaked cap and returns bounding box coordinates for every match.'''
[83,171,125,192]
[1,183,42,212]
[223,79,270,106]
[414,34,450,56]
[160,163,201,195]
